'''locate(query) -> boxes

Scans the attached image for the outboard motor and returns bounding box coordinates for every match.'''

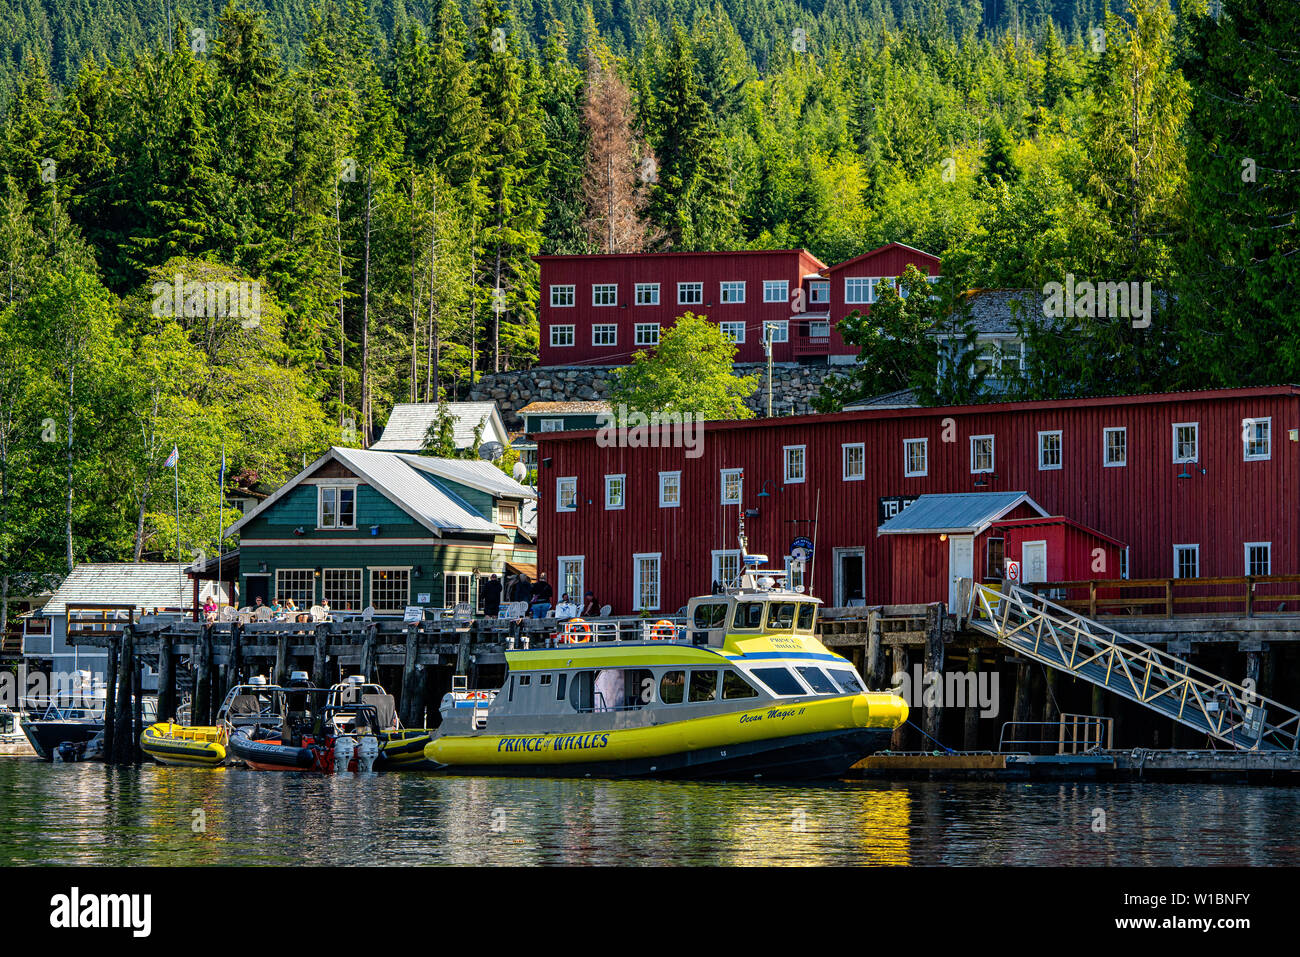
[333,735,356,773]
[355,734,379,773]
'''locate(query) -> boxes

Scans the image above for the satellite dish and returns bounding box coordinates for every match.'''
[479,441,504,462]
[512,461,527,483]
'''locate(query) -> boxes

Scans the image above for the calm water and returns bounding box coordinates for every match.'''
[1,757,1298,865]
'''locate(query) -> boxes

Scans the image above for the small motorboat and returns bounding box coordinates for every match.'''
[140,723,226,767]
[0,707,35,756]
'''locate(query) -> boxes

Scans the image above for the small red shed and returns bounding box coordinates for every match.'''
[990,516,1127,586]
[876,492,1048,607]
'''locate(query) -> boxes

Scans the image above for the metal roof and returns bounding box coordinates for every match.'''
[226,448,536,539]
[41,563,192,616]
[876,492,1047,536]
[517,401,611,416]
[370,402,508,452]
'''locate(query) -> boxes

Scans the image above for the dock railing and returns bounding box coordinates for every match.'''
[1024,574,1300,619]
[999,714,1114,755]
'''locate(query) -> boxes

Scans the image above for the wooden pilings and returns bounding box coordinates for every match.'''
[111,627,136,764]
[890,644,909,750]
[157,633,175,723]
[922,602,945,744]
[400,625,423,728]
[193,626,211,727]
[963,647,980,751]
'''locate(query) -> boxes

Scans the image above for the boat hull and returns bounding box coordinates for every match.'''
[227,732,315,771]
[424,692,905,781]
[141,724,227,768]
[21,720,102,762]
[376,729,435,770]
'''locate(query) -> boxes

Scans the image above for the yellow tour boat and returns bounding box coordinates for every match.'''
[140,722,227,767]
[424,544,907,780]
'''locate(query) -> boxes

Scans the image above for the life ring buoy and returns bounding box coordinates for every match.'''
[649,619,677,641]
[564,618,593,644]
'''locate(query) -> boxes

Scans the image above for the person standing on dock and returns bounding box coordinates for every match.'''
[529,573,553,619]
[482,575,502,618]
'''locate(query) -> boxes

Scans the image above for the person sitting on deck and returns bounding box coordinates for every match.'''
[203,596,218,621]
[284,598,299,620]
[320,599,331,619]
[581,592,600,617]
[529,572,553,619]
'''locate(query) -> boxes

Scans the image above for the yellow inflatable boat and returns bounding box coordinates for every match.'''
[141,722,227,767]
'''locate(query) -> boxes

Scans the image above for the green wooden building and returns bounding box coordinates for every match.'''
[512,401,611,468]
[226,447,536,615]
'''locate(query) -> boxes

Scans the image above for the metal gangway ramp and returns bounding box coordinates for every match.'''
[968,583,1300,751]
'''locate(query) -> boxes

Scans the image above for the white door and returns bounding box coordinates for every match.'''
[1022,541,1048,585]
[948,535,974,608]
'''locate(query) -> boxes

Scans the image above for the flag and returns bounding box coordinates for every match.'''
[164,446,179,468]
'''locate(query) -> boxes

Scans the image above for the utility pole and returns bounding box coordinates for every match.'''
[763,322,775,417]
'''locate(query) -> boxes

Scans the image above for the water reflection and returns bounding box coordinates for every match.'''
[0,760,1297,866]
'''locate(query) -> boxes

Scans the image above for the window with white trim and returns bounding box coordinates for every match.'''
[1104,427,1127,467]
[843,443,865,481]
[605,474,625,509]
[1038,431,1063,470]
[497,503,518,526]
[558,556,585,600]
[659,471,681,508]
[318,486,356,529]
[370,568,410,613]
[550,284,575,307]
[1243,417,1271,461]
[844,277,876,304]
[633,553,661,611]
[550,324,575,347]
[971,435,995,473]
[1173,423,1199,463]
[556,477,576,512]
[635,282,659,305]
[539,418,565,432]
[808,319,830,338]
[712,550,741,589]
[720,281,745,303]
[592,283,617,306]
[784,446,806,484]
[904,438,928,477]
[720,321,745,343]
[763,280,788,303]
[808,281,829,304]
[1245,542,1271,576]
[275,568,314,606]
[678,282,702,304]
[322,568,362,611]
[635,323,660,346]
[721,468,743,505]
[1173,545,1200,579]
[592,324,617,346]
[763,320,788,343]
[444,572,471,607]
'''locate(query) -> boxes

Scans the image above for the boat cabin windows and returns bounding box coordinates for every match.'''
[539,674,552,685]
[568,669,654,712]
[722,671,759,699]
[796,604,816,632]
[518,675,531,686]
[733,602,765,630]
[556,673,567,700]
[660,671,685,704]
[752,667,806,697]
[797,666,838,695]
[828,669,864,694]
[689,670,719,703]
[693,602,729,629]
[767,602,797,629]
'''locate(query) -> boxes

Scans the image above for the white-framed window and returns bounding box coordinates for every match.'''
[971,435,995,473]
[549,284,575,307]
[904,438,928,477]
[721,468,743,505]
[497,503,519,526]
[635,282,659,305]
[1245,542,1271,577]
[712,549,742,589]
[808,319,830,338]
[1173,422,1199,463]
[539,418,565,432]
[633,553,661,611]
[1038,430,1063,470]
[592,283,617,306]
[370,567,410,613]
[605,474,625,510]
[678,282,702,304]
[763,320,788,344]
[720,321,745,343]
[659,471,681,508]
[1173,545,1200,580]
[322,568,362,611]
[844,277,876,304]
[592,324,617,346]
[763,280,788,303]
[843,443,865,481]
[550,324,575,347]
[318,485,356,529]
[1104,427,1127,467]
[275,568,314,606]
[808,281,829,304]
[558,556,585,601]
[1243,417,1271,461]
[784,445,806,484]
[556,476,576,512]
[444,572,472,607]
[720,281,745,303]
[635,323,660,346]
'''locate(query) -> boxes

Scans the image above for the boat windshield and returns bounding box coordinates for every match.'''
[796,604,816,632]
[796,666,839,695]
[733,602,764,630]
[692,603,728,628]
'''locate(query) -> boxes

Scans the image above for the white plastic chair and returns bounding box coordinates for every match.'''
[362,606,375,622]
[309,604,326,622]
[450,602,472,624]
[599,604,612,617]
[255,606,272,621]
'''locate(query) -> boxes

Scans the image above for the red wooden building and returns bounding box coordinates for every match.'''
[534,243,941,367]
[537,385,1295,614]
